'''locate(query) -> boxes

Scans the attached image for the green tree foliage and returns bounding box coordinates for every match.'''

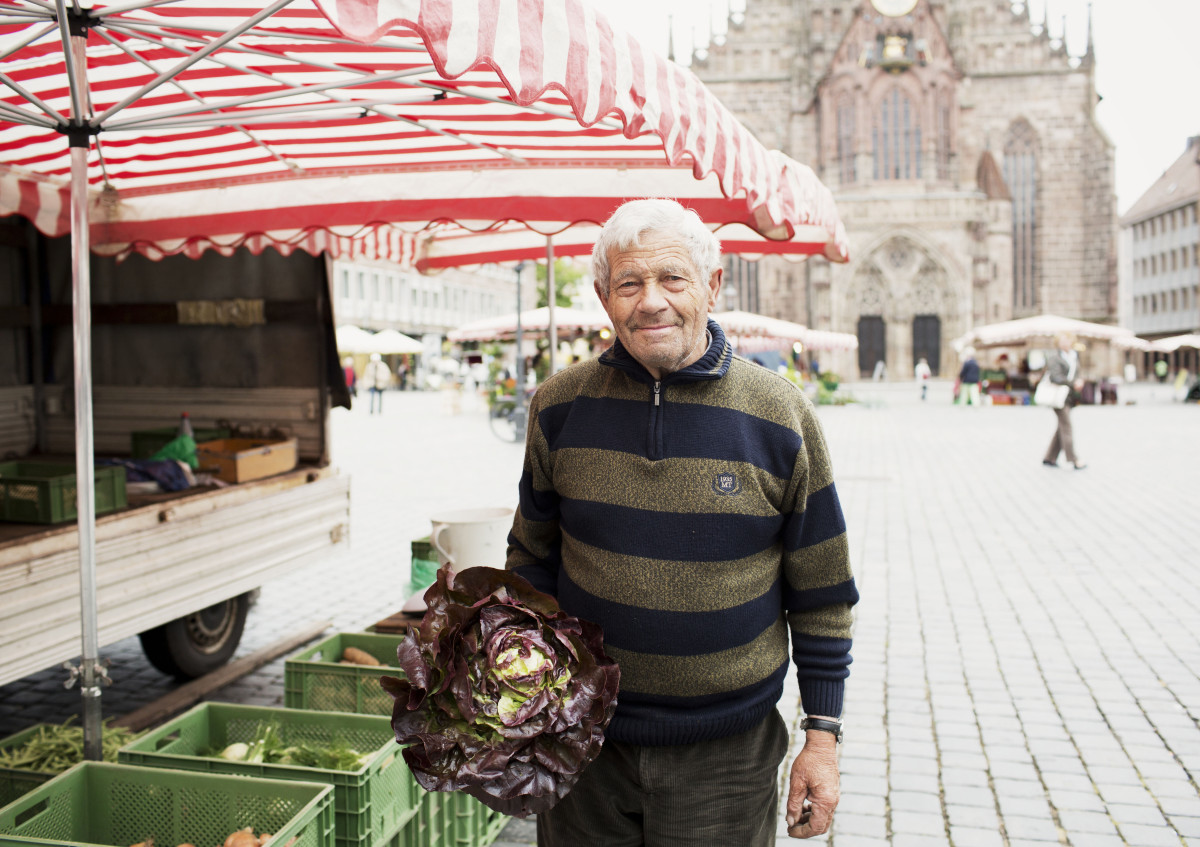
[535,259,583,308]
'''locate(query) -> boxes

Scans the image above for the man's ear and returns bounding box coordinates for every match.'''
[594,279,609,306]
[707,267,723,310]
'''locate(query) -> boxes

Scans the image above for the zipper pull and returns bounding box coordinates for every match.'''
[653,381,661,406]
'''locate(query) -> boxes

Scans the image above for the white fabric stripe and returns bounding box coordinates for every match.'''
[541,0,570,94]
[444,0,481,77]
[579,1,603,125]
[493,0,523,93]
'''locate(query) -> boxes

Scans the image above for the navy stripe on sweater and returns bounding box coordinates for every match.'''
[560,497,786,562]
[517,468,559,522]
[541,395,801,476]
[558,570,782,655]
[783,482,846,551]
[783,578,860,612]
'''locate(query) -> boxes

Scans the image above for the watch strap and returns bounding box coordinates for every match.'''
[801,717,843,742]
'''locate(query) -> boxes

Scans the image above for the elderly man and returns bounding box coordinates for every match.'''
[505,198,858,844]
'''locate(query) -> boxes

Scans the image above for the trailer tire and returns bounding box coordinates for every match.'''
[138,592,251,679]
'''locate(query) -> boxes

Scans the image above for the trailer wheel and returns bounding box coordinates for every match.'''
[139,592,251,679]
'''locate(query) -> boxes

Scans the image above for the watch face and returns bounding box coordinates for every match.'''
[871,0,919,16]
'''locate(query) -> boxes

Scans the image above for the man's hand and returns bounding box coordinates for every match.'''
[785,727,840,838]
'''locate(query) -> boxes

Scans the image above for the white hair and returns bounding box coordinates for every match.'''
[591,199,722,295]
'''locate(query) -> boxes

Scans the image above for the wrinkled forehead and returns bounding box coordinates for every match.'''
[606,229,698,277]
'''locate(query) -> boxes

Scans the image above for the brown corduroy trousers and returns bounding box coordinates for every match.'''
[536,709,789,847]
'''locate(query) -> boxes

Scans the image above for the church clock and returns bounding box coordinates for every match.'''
[870,0,918,16]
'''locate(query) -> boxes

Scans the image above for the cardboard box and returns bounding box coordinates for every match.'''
[195,437,298,483]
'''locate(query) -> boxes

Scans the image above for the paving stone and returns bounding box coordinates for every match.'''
[1171,816,1200,839]
[947,826,1005,847]
[944,803,1000,829]
[942,784,995,809]
[1055,809,1120,834]
[1001,814,1063,842]
[890,809,947,835]
[1118,822,1190,846]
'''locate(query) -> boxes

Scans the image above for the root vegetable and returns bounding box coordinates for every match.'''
[340,647,380,666]
[223,827,258,847]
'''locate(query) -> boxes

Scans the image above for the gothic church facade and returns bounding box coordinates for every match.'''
[694,0,1116,376]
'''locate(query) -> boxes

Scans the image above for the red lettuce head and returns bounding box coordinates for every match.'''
[380,565,620,817]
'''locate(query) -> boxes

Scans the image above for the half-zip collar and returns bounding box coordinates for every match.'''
[599,318,733,386]
[600,319,732,460]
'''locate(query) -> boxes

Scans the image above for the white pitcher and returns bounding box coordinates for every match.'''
[429,506,514,574]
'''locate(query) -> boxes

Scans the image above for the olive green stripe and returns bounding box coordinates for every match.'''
[551,448,789,514]
[788,603,856,640]
[561,534,781,612]
[510,510,559,562]
[605,620,788,697]
[784,533,852,591]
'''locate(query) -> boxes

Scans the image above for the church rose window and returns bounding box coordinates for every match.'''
[873,87,921,180]
[1004,119,1039,310]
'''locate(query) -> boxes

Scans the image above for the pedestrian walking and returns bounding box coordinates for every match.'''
[957,347,981,405]
[342,356,357,398]
[914,356,932,401]
[1041,332,1086,469]
[363,353,391,414]
[504,198,858,845]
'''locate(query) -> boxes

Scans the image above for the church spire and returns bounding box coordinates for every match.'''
[1083,2,1095,64]
[667,13,675,62]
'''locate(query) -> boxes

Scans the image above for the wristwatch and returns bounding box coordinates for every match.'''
[801,717,844,743]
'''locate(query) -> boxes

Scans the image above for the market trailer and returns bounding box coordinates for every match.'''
[0,217,352,688]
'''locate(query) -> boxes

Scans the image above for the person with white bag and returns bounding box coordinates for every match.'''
[1041,332,1086,469]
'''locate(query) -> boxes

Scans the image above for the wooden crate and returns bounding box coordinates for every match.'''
[195,437,298,483]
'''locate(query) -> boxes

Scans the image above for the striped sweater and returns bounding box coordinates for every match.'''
[506,320,858,746]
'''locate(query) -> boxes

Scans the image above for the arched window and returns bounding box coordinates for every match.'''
[873,87,921,180]
[1004,120,1038,310]
[837,92,856,184]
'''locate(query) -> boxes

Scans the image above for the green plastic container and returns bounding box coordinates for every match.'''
[410,536,438,592]
[0,761,334,847]
[118,703,417,847]
[451,793,507,847]
[0,462,127,524]
[397,789,454,847]
[284,632,406,717]
[0,726,56,809]
[130,425,231,459]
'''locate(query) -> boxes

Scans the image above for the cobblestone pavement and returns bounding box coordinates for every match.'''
[2,379,1197,847]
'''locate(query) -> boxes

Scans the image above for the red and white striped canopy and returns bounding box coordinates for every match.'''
[0,0,847,265]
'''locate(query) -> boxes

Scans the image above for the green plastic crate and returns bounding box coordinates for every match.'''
[118,703,417,847]
[0,761,334,847]
[0,726,56,809]
[397,789,454,847]
[0,462,127,524]
[130,425,231,459]
[451,793,507,847]
[284,632,406,717]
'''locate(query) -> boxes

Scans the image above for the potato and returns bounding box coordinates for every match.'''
[340,647,381,666]
[224,828,258,847]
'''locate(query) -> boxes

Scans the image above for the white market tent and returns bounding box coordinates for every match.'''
[952,314,1138,350]
[0,0,848,754]
[1156,334,1200,352]
[448,306,612,342]
[337,325,424,354]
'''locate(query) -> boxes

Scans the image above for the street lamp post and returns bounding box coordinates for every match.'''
[513,262,527,436]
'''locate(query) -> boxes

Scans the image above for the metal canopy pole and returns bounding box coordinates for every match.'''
[59,0,104,761]
[513,263,527,435]
[546,237,556,374]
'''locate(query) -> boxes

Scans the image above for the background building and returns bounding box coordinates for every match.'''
[694,0,1117,377]
[1119,135,1200,374]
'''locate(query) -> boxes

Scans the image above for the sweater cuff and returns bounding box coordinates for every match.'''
[799,678,845,719]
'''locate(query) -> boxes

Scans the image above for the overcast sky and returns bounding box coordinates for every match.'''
[600,0,1200,216]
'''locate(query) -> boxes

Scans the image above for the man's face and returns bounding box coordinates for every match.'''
[596,229,721,379]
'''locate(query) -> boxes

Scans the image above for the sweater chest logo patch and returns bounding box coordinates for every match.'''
[712,471,741,496]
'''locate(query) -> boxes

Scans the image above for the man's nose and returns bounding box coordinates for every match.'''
[636,280,670,311]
